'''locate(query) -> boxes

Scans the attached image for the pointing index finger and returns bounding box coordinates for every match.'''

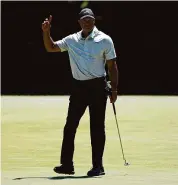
[49,15,52,23]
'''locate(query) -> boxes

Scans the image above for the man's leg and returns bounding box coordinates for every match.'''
[54,80,88,174]
[89,89,107,168]
[60,94,88,166]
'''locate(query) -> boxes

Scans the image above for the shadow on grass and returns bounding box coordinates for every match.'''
[13,175,101,180]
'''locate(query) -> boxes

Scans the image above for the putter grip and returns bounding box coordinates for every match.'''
[112,103,116,115]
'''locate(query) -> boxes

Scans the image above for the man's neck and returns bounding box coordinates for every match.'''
[82,29,93,38]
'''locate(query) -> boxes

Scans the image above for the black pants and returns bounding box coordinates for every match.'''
[60,77,108,168]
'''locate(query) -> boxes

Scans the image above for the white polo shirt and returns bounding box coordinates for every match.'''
[56,26,116,80]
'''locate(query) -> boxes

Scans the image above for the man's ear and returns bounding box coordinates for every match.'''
[78,19,82,26]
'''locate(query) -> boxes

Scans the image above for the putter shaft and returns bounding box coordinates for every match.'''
[112,103,129,166]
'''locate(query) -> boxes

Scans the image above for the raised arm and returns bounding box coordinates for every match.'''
[42,15,61,52]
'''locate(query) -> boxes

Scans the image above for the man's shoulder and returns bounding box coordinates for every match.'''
[64,32,80,42]
[94,30,113,42]
[97,30,110,37]
[69,31,80,37]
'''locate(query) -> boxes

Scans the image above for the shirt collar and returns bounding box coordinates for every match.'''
[78,26,99,40]
[89,26,99,39]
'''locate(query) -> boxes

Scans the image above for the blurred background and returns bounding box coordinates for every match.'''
[1,1,178,95]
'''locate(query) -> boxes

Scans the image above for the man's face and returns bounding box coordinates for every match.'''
[78,17,95,32]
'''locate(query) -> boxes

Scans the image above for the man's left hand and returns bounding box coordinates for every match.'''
[109,91,117,103]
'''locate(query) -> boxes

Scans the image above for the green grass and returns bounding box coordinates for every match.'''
[1,95,178,185]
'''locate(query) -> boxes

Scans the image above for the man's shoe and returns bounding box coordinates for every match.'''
[53,164,75,175]
[87,166,105,177]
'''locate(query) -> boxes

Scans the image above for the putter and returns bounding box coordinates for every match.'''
[106,81,129,166]
[112,102,130,166]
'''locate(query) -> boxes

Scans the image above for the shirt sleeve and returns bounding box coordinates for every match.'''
[55,36,70,52]
[104,36,117,60]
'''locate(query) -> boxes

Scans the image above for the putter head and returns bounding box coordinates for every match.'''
[124,162,130,166]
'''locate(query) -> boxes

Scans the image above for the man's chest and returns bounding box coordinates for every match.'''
[69,39,105,58]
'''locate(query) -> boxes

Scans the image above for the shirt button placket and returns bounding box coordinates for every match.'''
[84,39,88,53]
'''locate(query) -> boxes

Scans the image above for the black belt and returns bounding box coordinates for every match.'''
[74,76,105,82]
[73,77,106,87]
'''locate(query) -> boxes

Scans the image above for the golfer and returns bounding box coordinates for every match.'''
[42,8,118,176]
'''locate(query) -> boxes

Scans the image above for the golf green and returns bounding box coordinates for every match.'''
[1,95,178,185]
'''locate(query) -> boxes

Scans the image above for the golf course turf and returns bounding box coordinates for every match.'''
[1,95,178,185]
